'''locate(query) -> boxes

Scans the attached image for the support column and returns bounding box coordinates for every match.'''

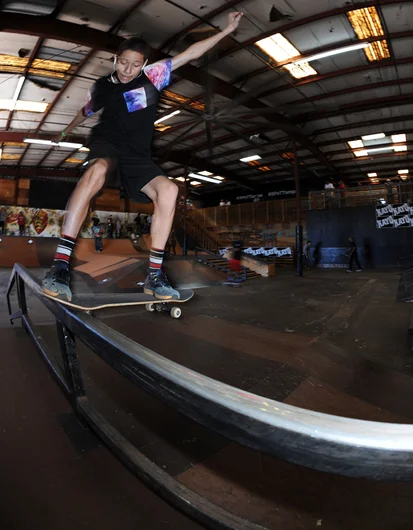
[294,139,303,277]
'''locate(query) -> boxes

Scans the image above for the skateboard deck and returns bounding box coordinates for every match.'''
[41,289,194,318]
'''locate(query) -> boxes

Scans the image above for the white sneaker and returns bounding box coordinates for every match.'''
[346,269,352,273]
[356,269,362,272]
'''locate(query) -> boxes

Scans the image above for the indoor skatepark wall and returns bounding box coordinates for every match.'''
[0,236,150,268]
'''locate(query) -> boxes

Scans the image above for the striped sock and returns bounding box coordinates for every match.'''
[149,247,164,275]
[53,234,76,270]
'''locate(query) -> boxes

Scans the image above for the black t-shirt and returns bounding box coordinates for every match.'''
[350,241,357,252]
[83,59,172,156]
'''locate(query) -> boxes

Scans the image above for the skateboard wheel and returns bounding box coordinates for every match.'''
[170,307,181,319]
[145,303,155,312]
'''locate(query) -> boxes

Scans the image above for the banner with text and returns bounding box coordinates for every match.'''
[376,203,413,229]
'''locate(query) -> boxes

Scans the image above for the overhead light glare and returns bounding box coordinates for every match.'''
[175,176,186,182]
[198,171,214,176]
[0,99,48,112]
[354,150,369,157]
[348,140,364,149]
[213,176,225,180]
[79,146,90,152]
[394,145,407,152]
[284,62,317,79]
[65,158,84,164]
[154,110,180,125]
[398,169,409,174]
[0,147,2,161]
[188,172,222,184]
[190,181,202,186]
[255,33,300,62]
[240,154,262,163]
[347,7,390,61]
[392,134,406,143]
[292,42,369,66]
[368,173,377,177]
[362,133,385,141]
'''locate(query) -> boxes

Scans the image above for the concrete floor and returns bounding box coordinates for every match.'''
[2,264,413,529]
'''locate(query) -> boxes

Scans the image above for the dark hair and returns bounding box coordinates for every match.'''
[117,37,150,60]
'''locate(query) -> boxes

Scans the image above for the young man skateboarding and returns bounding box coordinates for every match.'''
[42,11,243,301]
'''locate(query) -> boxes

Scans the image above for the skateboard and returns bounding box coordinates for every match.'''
[41,289,194,319]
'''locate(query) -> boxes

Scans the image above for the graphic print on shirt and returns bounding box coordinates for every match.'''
[144,59,172,91]
[123,86,148,113]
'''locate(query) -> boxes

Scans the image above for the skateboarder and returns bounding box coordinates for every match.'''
[42,11,243,302]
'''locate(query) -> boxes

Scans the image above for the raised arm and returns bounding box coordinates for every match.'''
[170,12,243,72]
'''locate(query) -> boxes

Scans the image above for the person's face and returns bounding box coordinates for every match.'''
[116,50,146,84]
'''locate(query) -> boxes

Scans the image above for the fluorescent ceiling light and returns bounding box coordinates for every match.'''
[175,176,186,182]
[394,145,407,152]
[283,62,317,79]
[348,140,364,149]
[11,76,25,110]
[362,133,385,141]
[398,169,409,174]
[293,43,369,65]
[24,138,56,146]
[366,146,394,153]
[214,176,225,180]
[255,33,300,62]
[58,142,83,149]
[198,171,213,176]
[368,173,377,177]
[154,110,180,125]
[240,154,262,163]
[79,147,90,152]
[190,181,202,186]
[354,150,369,157]
[392,133,406,143]
[188,172,222,184]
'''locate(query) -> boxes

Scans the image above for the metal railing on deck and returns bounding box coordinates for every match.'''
[309,183,413,210]
[191,199,308,227]
[190,183,413,227]
[6,263,413,527]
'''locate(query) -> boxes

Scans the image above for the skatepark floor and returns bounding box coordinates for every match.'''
[2,262,413,529]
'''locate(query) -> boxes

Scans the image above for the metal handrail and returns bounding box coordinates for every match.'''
[7,264,413,487]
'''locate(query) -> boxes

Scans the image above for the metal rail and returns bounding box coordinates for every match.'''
[6,265,413,507]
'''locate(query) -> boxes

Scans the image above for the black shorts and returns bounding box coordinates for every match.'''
[86,139,168,203]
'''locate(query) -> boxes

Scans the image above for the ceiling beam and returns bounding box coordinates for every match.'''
[0,12,336,174]
[294,94,413,124]
[213,0,411,61]
[259,57,413,99]
[312,114,413,138]
[230,30,413,86]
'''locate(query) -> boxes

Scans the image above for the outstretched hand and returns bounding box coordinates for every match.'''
[226,11,243,33]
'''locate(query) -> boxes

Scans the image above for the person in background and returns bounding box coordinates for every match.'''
[219,199,225,207]
[225,199,231,206]
[0,207,6,235]
[303,240,312,269]
[338,180,346,206]
[91,218,103,252]
[106,215,114,238]
[346,236,362,273]
[17,211,26,236]
[115,216,122,238]
[385,179,394,204]
[324,181,335,208]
